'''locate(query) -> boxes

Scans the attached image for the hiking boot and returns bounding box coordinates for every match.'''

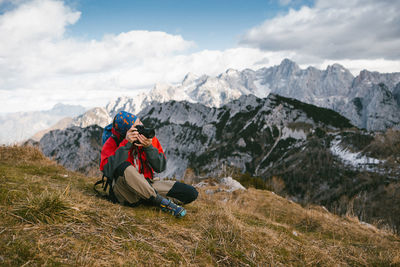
[154,194,186,218]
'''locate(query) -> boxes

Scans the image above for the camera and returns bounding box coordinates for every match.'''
[134,125,155,144]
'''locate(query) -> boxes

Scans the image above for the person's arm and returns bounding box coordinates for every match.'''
[100,138,132,178]
[143,137,166,173]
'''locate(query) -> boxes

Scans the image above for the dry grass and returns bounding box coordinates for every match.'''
[1,145,400,266]
[0,144,50,164]
[12,189,71,224]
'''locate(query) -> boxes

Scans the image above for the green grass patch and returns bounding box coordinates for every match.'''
[16,163,62,176]
[12,189,71,224]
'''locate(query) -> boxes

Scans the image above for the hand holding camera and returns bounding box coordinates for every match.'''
[126,125,155,147]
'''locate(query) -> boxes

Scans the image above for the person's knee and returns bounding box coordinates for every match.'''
[183,184,198,204]
[166,182,198,204]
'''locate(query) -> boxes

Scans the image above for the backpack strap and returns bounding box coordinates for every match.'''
[107,180,118,203]
[94,175,105,189]
[93,174,107,197]
[111,134,122,146]
[94,174,119,203]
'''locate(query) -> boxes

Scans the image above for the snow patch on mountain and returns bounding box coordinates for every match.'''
[330,138,383,170]
[281,127,307,140]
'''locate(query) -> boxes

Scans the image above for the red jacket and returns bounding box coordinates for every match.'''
[100,128,166,180]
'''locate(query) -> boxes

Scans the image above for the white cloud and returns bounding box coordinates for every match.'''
[0,0,284,113]
[1,0,399,114]
[241,0,400,61]
[0,0,79,46]
[1,45,289,112]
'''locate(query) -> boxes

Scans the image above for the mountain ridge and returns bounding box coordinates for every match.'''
[5,59,400,145]
[105,59,400,132]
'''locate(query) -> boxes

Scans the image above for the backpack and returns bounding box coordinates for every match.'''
[94,123,121,203]
[102,123,113,145]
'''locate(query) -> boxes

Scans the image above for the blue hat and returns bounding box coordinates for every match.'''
[113,111,137,137]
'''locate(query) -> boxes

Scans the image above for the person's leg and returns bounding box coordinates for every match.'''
[152,181,198,205]
[112,173,140,205]
[113,165,156,205]
[112,166,186,217]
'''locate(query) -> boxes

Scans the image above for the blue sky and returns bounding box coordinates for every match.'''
[65,0,314,50]
[0,0,399,113]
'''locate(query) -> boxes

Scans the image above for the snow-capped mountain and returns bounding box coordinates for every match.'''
[137,93,354,179]
[40,94,354,177]
[105,71,246,118]
[16,59,400,145]
[0,103,86,144]
[350,70,400,97]
[106,59,400,131]
[356,83,400,130]
[70,107,112,128]
[340,71,400,130]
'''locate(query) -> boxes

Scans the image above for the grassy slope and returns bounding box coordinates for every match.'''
[0,146,400,266]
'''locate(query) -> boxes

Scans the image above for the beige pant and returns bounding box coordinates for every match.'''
[113,165,178,205]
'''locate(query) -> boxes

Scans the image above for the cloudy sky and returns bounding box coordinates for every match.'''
[1,0,399,113]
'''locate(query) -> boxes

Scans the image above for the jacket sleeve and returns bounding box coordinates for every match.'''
[100,138,133,178]
[143,136,166,173]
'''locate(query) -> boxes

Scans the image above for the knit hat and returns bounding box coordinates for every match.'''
[113,111,137,137]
